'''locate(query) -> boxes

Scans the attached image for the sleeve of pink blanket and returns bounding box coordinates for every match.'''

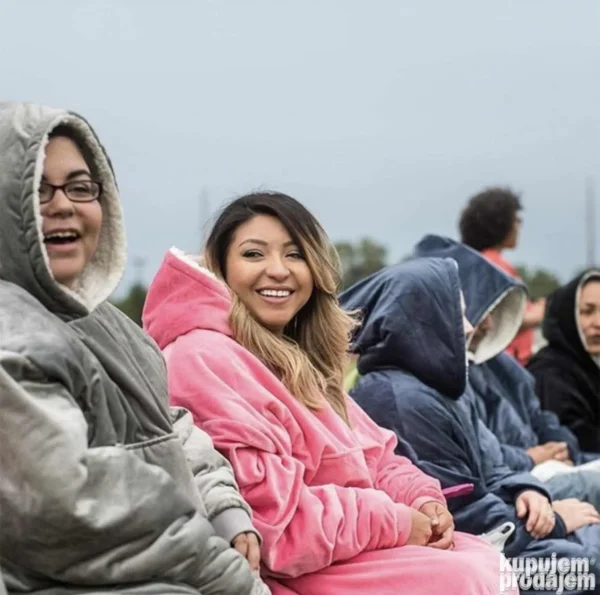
[349,399,446,510]
[167,343,414,579]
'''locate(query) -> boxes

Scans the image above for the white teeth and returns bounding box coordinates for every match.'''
[259,289,291,298]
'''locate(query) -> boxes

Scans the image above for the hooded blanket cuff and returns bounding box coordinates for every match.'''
[212,508,260,545]
[411,496,446,511]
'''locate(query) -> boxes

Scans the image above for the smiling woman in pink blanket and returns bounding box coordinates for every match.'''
[143,192,515,595]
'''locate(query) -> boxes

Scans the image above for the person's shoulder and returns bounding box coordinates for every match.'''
[357,369,443,410]
[97,301,146,333]
[528,346,579,382]
[0,280,73,350]
[480,249,517,276]
[92,302,163,355]
[167,329,259,382]
[169,327,239,357]
[0,282,97,389]
[0,279,49,315]
[529,345,568,368]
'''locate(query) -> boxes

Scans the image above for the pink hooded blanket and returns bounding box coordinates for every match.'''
[143,248,516,595]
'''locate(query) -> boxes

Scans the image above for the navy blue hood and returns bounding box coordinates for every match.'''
[339,257,467,399]
[413,235,527,364]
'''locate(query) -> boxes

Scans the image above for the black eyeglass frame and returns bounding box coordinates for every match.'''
[38,180,103,205]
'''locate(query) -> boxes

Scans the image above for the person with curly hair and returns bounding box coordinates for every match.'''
[459,186,545,365]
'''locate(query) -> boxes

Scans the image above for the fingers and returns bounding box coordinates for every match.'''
[553,498,578,509]
[584,515,600,526]
[546,442,568,459]
[553,448,570,462]
[422,524,433,545]
[233,535,249,558]
[526,503,542,534]
[420,503,441,527]
[581,503,600,524]
[524,494,550,538]
[247,535,261,571]
[578,502,596,512]
[581,510,600,525]
[537,510,556,538]
[527,501,555,539]
[516,495,527,518]
[233,533,261,571]
[433,512,453,535]
[428,527,454,550]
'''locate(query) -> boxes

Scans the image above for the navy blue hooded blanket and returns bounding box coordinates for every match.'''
[414,235,583,470]
[339,257,565,558]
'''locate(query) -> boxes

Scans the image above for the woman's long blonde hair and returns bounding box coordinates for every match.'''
[204,192,357,424]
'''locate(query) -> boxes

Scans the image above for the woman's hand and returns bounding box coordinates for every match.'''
[406,509,434,546]
[515,490,555,539]
[420,501,454,550]
[526,441,569,464]
[232,532,261,571]
[553,499,600,534]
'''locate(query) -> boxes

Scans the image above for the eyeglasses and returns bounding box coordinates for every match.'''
[38,180,102,204]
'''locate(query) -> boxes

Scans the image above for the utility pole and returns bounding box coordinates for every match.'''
[133,256,147,287]
[586,178,596,268]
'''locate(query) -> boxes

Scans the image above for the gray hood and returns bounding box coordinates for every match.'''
[0,102,125,317]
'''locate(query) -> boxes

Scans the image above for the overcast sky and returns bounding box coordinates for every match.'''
[2,0,599,294]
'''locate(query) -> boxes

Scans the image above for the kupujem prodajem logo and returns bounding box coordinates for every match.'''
[500,555,597,594]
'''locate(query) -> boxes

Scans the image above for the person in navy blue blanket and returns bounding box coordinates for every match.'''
[413,235,600,508]
[341,257,600,594]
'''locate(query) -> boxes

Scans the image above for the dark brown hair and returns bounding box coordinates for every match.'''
[459,186,522,251]
[205,191,357,423]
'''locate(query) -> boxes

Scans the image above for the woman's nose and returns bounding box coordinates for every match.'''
[266,257,290,280]
[43,188,75,216]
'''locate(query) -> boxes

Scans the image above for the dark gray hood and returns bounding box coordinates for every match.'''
[0,102,126,317]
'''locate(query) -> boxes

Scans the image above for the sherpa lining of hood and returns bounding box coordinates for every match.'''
[0,103,126,316]
[469,286,526,364]
[412,234,527,365]
[575,270,600,366]
[169,247,219,281]
[35,114,126,312]
[541,268,600,369]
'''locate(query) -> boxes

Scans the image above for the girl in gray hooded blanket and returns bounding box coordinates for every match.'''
[0,102,269,595]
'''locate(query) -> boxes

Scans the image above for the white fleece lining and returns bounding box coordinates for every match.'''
[32,132,53,274]
[33,114,126,311]
[575,271,600,365]
[169,247,220,281]
[471,287,527,364]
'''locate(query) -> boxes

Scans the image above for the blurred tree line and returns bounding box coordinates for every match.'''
[112,282,147,326]
[112,239,562,324]
[515,266,561,301]
[335,238,389,290]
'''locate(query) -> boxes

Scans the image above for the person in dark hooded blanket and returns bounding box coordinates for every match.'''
[413,235,600,507]
[340,257,600,594]
[0,103,266,595]
[528,271,600,454]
